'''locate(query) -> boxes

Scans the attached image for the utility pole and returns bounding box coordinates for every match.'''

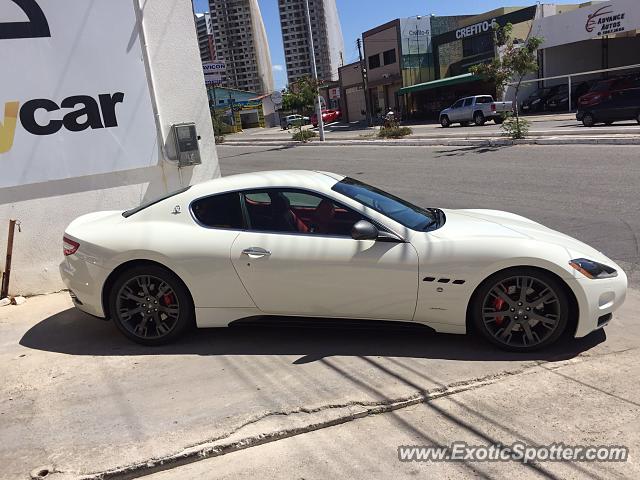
[304,0,325,141]
[356,38,372,127]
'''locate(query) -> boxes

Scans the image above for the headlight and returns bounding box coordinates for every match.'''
[569,258,617,279]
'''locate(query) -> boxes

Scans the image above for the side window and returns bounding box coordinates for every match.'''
[192,192,244,229]
[463,98,473,107]
[243,189,363,236]
[452,99,464,108]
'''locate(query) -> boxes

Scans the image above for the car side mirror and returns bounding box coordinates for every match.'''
[351,220,379,240]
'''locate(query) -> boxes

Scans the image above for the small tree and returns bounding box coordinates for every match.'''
[470,23,543,139]
[282,76,321,141]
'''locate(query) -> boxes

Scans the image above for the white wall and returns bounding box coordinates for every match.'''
[0,0,219,295]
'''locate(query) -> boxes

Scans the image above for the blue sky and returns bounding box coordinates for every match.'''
[192,1,558,89]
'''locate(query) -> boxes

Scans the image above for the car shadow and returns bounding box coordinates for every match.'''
[19,308,606,364]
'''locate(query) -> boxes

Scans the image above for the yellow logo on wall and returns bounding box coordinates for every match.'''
[0,101,19,154]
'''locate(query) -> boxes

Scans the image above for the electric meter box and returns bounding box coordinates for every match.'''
[171,122,201,166]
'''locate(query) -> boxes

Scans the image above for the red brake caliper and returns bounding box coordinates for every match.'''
[493,298,506,326]
[162,293,174,306]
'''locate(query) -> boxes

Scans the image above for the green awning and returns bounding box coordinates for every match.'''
[399,73,481,95]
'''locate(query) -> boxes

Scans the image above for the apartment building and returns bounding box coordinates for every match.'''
[278,0,344,84]
[209,0,274,93]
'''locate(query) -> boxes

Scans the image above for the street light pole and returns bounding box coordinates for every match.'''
[304,0,325,141]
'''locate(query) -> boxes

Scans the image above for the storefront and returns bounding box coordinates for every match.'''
[338,61,366,122]
[400,6,538,118]
[532,0,640,91]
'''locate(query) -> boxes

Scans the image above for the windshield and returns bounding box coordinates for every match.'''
[332,177,443,231]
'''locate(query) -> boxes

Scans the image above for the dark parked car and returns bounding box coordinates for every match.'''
[520,86,561,113]
[576,76,640,127]
[544,82,594,111]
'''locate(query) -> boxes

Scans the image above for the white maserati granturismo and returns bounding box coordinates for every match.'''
[60,170,627,351]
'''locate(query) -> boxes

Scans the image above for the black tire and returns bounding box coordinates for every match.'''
[460,121,470,127]
[582,112,595,127]
[473,111,486,126]
[440,115,450,128]
[108,264,194,346]
[494,117,504,124]
[471,268,571,352]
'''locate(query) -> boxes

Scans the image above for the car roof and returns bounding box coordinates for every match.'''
[187,170,345,198]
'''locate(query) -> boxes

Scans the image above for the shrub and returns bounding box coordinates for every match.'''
[292,129,317,142]
[500,113,529,139]
[378,126,412,139]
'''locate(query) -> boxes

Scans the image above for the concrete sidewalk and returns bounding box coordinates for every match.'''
[146,348,640,480]
[224,113,640,146]
[1,289,639,479]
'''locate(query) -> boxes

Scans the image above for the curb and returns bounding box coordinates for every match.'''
[222,136,640,147]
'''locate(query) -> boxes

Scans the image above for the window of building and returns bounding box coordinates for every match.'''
[368,54,381,70]
[383,49,396,65]
[462,31,494,58]
[191,192,244,229]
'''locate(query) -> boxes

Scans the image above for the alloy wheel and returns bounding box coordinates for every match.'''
[115,274,180,340]
[481,275,562,349]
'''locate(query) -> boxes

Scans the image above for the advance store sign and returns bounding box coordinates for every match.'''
[0,0,156,189]
[534,0,640,49]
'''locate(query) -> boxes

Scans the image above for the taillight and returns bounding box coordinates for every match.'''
[63,236,79,256]
[491,103,496,112]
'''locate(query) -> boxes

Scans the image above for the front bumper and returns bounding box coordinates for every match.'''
[571,268,628,337]
[59,254,109,318]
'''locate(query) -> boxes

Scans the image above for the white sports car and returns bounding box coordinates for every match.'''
[60,170,627,351]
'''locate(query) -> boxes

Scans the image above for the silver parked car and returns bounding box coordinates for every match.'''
[440,95,513,127]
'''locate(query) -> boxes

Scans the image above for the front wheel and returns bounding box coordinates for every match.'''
[471,268,570,351]
[473,111,486,126]
[440,116,450,128]
[582,112,595,127]
[108,265,194,345]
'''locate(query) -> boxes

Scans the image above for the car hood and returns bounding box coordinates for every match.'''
[434,208,611,263]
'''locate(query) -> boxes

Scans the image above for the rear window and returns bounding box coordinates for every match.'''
[475,96,493,104]
[122,186,191,218]
[191,192,244,229]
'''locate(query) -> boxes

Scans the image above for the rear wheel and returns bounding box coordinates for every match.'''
[471,268,570,351]
[473,111,486,126]
[582,112,595,127]
[108,265,194,345]
[440,115,450,128]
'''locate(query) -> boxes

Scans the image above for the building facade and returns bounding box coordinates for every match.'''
[278,0,344,84]
[209,0,275,93]
[195,13,216,62]
[362,19,403,115]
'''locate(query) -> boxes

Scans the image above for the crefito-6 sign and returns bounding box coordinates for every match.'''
[0,0,157,189]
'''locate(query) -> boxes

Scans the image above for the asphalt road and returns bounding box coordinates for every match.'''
[218,144,640,287]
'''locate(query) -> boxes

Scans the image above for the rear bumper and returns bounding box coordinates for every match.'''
[59,254,109,318]
[571,269,628,338]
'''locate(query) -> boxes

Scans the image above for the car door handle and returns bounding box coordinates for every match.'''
[242,247,271,257]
